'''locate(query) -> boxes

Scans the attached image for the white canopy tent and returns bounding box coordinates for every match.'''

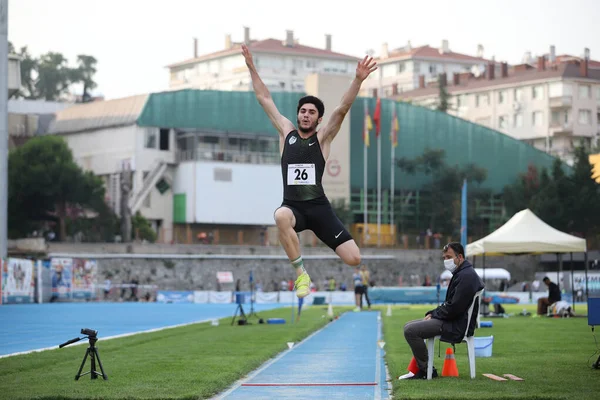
[440,268,511,281]
[465,209,589,304]
[466,209,586,256]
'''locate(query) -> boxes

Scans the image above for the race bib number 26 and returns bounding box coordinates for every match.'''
[287,164,316,185]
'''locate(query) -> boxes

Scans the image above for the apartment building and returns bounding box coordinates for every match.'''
[361,40,495,97]
[393,48,600,164]
[166,27,359,93]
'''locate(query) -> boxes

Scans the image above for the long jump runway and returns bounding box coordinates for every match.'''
[216,311,389,399]
[0,302,283,357]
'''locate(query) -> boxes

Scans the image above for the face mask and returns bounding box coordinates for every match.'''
[444,258,457,273]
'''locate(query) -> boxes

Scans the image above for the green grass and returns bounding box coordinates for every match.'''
[2,304,598,400]
[381,304,600,400]
[0,306,350,400]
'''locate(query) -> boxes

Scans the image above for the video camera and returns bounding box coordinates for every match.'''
[59,327,108,380]
[81,328,97,337]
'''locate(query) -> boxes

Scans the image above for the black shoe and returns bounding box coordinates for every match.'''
[406,367,438,380]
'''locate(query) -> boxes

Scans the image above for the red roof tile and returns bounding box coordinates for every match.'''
[167,39,359,69]
[379,45,493,64]
[393,63,600,99]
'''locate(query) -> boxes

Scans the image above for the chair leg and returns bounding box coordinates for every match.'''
[466,337,476,379]
[426,338,435,380]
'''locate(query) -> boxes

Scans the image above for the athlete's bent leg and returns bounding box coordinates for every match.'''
[274,207,310,298]
[335,239,361,266]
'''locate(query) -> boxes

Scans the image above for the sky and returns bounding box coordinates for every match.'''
[8,0,600,100]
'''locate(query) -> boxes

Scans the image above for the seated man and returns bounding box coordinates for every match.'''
[537,277,561,315]
[402,242,485,379]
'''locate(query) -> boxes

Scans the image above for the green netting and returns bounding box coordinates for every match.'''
[137,89,305,136]
[350,98,562,193]
[137,90,563,193]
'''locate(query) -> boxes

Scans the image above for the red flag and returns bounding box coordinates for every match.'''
[373,97,381,137]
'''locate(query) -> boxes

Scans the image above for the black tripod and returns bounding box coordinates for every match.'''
[231,272,261,325]
[59,331,108,381]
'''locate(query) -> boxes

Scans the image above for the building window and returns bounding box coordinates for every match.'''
[578,109,591,125]
[532,85,544,99]
[513,113,523,128]
[145,129,157,149]
[413,62,421,72]
[514,88,523,102]
[596,87,600,101]
[579,85,591,99]
[532,111,544,127]
[159,129,170,151]
[498,91,505,104]
[498,115,509,129]
[475,93,489,107]
[397,62,406,73]
[429,64,437,75]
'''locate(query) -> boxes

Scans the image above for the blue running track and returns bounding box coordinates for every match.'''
[215,311,389,399]
[0,302,282,357]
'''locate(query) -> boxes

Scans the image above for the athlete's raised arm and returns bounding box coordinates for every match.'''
[319,56,377,143]
[242,44,295,137]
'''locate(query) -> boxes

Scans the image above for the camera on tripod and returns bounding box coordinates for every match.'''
[81,328,97,337]
[59,328,107,381]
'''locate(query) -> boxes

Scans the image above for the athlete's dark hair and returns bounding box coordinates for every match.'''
[297,96,325,118]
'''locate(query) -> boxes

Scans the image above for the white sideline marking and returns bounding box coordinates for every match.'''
[0,318,215,359]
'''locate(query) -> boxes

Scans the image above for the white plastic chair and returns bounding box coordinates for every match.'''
[426,289,484,380]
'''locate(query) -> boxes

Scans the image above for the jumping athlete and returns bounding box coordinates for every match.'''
[242,44,377,298]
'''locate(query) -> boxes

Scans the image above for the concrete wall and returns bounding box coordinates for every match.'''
[47,243,542,293]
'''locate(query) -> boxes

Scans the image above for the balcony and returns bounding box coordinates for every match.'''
[549,121,573,136]
[549,96,572,109]
[177,149,279,165]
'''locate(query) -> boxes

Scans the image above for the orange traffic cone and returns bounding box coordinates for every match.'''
[407,356,419,374]
[441,347,459,377]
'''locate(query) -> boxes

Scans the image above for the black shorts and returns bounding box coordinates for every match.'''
[277,196,353,251]
[354,285,365,295]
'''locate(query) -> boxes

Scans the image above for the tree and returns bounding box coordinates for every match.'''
[8,136,108,240]
[502,148,600,242]
[9,42,99,101]
[132,212,157,243]
[35,52,73,101]
[437,74,451,113]
[75,55,98,102]
[566,146,600,238]
[396,148,487,235]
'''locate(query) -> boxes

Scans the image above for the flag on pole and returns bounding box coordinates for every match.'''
[460,179,467,252]
[373,98,381,137]
[391,109,399,147]
[364,104,372,147]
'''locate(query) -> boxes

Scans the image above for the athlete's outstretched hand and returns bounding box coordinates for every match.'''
[242,44,255,70]
[356,56,378,81]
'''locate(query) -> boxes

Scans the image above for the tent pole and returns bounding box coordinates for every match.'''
[556,253,560,291]
[570,252,575,312]
[584,251,589,300]
[482,254,486,284]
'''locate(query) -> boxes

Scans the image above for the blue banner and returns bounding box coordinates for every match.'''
[461,179,467,252]
[156,291,194,303]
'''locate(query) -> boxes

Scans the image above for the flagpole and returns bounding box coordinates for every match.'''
[377,70,382,247]
[363,99,369,246]
[390,107,395,244]
[461,179,468,253]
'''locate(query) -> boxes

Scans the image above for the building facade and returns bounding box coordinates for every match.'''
[361,40,495,97]
[167,27,359,93]
[392,48,600,164]
[48,95,176,243]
